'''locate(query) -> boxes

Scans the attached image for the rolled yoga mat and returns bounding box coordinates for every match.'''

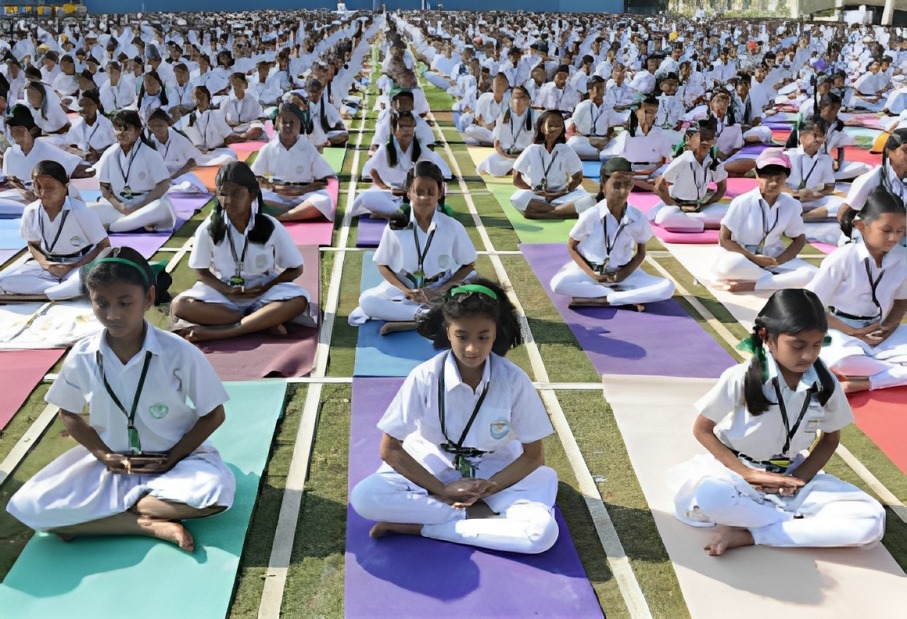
[345,377,604,619]
[353,252,438,377]
[191,244,320,381]
[0,380,288,619]
[520,243,735,378]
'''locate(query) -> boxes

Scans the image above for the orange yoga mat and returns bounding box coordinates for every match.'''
[849,386,907,474]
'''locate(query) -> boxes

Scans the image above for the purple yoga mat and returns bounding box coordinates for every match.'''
[191,244,320,380]
[109,216,188,259]
[521,243,734,378]
[345,378,604,619]
[355,216,386,248]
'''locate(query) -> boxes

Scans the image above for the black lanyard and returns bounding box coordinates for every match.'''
[689,161,706,199]
[538,149,560,184]
[798,154,821,190]
[198,112,210,150]
[227,224,250,277]
[863,257,885,319]
[509,112,527,146]
[411,221,436,281]
[117,140,141,187]
[84,119,101,147]
[97,350,153,455]
[757,199,779,254]
[600,208,627,273]
[589,102,606,134]
[438,353,491,478]
[771,377,815,456]
[38,202,70,255]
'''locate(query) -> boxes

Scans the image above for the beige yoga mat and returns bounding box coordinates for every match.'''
[600,373,907,618]
[466,145,495,169]
[663,242,771,330]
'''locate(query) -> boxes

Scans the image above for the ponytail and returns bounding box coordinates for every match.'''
[740,327,774,415]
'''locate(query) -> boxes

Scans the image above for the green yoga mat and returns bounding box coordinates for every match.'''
[322,145,347,173]
[0,380,287,619]
[485,181,575,245]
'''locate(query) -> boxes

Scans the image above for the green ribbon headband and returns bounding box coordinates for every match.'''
[92,257,152,285]
[449,284,499,300]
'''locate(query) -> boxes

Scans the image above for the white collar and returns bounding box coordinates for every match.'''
[443,350,493,395]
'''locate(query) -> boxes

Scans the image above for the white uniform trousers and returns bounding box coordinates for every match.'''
[261,188,335,221]
[0,261,85,299]
[834,161,873,181]
[349,187,402,217]
[350,464,559,555]
[424,72,453,91]
[551,262,675,306]
[670,455,885,548]
[712,251,818,290]
[462,124,495,146]
[7,444,235,530]
[90,196,176,233]
[647,201,729,233]
[510,188,597,214]
[823,319,907,390]
[476,151,518,177]
[566,136,603,161]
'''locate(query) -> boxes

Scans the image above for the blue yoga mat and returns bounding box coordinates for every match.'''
[0,380,287,619]
[0,218,25,250]
[353,252,437,377]
[582,160,602,179]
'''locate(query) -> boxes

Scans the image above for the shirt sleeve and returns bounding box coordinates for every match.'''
[270,225,305,270]
[450,219,478,265]
[249,143,272,176]
[180,341,230,416]
[660,153,684,184]
[187,220,215,269]
[508,365,554,443]
[818,379,854,433]
[804,249,844,305]
[45,349,89,413]
[376,369,426,440]
[695,365,744,424]
[568,208,595,242]
[373,226,402,272]
[74,203,109,245]
[144,148,172,185]
[711,162,729,183]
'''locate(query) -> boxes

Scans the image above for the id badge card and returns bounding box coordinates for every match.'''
[455,455,475,479]
[120,186,134,200]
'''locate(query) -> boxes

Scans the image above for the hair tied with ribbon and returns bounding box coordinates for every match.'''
[736,328,769,382]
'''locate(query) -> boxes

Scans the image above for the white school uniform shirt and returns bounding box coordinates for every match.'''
[722,189,805,257]
[569,200,652,269]
[661,150,728,201]
[222,95,263,127]
[150,128,202,176]
[570,99,611,137]
[784,146,835,192]
[250,135,336,183]
[20,196,107,259]
[2,139,81,181]
[628,69,655,95]
[46,323,229,454]
[473,91,509,125]
[371,111,435,147]
[27,95,71,134]
[615,126,675,164]
[370,139,440,190]
[169,82,195,109]
[807,242,907,320]
[378,351,554,472]
[603,81,635,109]
[697,358,852,462]
[186,108,234,151]
[189,213,303,287]
[714,115,745,155]
[373,209,477,281]
[655,94,685,128]
[854,71,888,96]
[492,109,535,153]
[64,114,116,153]
[99,80,137,111]
[537,83,579,113]
[821,121,853,156]
[845,163,907,212]
[512,143,583,193]
[52,72,80,97]
[97,140,170,194]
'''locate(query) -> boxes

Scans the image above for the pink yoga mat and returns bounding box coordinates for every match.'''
[628,192,720,245]
[848,387,907,474]
[192,244,321,380]
[0,348,66,430]
[345,377,604,619]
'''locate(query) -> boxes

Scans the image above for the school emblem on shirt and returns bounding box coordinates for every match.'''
[255,254,269,269]
[437,254,450,269]
[69,236,83,246]
[148,403,169,419]
[489,419,510,439]
[139,171,147,181]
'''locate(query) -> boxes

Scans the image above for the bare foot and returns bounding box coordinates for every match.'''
[184,324,238,343]
[569,297,609,307]
[369,522,423,538]
[140,518,195,551]
[837,376,871,393]
[716,280,756,293]
[267,324,289,337]
[379,321,417,335]
[703,526,754,556]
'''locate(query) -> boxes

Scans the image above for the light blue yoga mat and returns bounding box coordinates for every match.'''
[582,160,602,179]
[0,218,25,250]
[353,252,437,377]
[0,380,287,619]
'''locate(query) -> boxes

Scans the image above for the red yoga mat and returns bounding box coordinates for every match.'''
[0,348,66,431]
[848,387,907,474]
[192,244,321,381]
